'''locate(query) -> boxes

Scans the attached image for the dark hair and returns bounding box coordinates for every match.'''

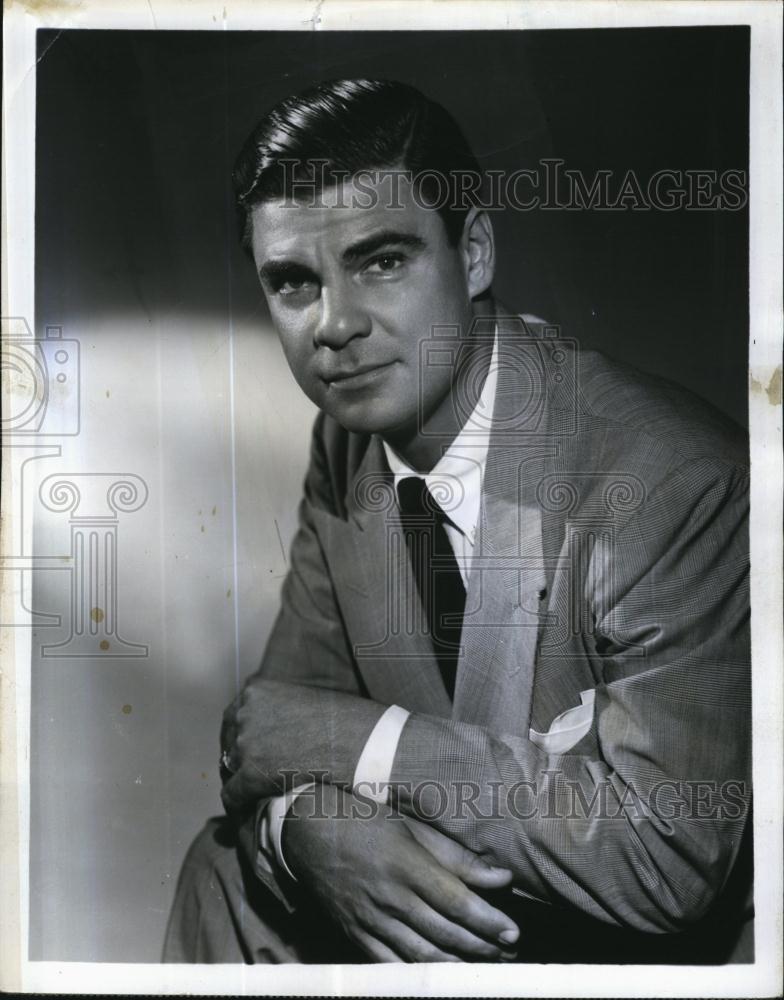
[232,78,482,250]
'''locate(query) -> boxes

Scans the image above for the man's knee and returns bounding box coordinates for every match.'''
[164,817,250,963]
[164,817,328,964]
[165,816,365,964]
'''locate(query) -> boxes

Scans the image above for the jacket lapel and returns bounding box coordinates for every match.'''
[317,434,452,716]
[453,316,554,730]
[453,476,546,731]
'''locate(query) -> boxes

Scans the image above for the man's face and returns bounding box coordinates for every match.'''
[249,174,475,440]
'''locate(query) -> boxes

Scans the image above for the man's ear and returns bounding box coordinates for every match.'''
[460,208,496,299]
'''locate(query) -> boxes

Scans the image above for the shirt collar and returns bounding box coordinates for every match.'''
[382,328,499,541]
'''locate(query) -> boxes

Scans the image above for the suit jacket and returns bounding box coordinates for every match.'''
[248,314,752,963]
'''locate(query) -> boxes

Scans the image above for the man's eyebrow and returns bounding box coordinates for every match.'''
[257,231,426,282]
[258,259,314,283]
[341,230,426,263]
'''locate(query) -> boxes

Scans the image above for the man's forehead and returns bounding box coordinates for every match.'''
[250,174,435,258]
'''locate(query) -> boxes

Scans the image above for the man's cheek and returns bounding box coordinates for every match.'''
[276,332,308,379]
[292,359,327,407]
[290,361,319,398]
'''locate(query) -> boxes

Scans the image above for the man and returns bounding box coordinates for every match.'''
[164,79,752,964]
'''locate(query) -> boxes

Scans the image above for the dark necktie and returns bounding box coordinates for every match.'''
[396,476,466,700]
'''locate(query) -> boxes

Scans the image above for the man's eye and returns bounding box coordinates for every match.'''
[278,278,314,296]
[364,253,405,274]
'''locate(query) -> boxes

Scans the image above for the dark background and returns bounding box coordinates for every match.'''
[37,26,750,425]
[31,27,750,962]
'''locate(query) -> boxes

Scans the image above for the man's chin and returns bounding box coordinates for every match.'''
[324,401,413,439]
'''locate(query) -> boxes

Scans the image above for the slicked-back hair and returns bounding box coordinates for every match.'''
[233,78,483,251]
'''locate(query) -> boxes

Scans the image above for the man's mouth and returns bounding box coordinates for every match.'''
[323,360,397,390]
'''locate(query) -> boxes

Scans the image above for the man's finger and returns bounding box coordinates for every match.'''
[406,897,515,961]
[405,820,513,889]
[417,870,519,947]
[220,764,277,815]
[452,849,513,890]
[380,917,463,962]
[352,928,404,963]
[219,776,243,817]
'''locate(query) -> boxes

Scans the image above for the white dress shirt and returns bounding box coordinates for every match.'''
[259,331,499,878]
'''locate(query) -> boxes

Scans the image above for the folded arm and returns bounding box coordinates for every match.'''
[224,457,751,933]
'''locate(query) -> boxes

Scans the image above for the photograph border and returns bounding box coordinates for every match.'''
[1,1,781,995]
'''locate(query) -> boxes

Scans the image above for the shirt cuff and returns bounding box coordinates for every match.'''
[255,799,274,878]
[351,704,411,803]
[259,784,316,883]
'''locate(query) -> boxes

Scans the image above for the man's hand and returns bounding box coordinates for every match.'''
[283,783,520,962]
[221,678,386,814]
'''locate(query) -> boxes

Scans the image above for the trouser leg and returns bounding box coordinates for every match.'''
[163,816,363,964]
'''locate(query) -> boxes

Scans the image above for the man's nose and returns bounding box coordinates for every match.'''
[313,283,371,349]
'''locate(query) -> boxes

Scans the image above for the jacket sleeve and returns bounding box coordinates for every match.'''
[389,457,752,933]
[222,414,366,904]
[249,413,365,694]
